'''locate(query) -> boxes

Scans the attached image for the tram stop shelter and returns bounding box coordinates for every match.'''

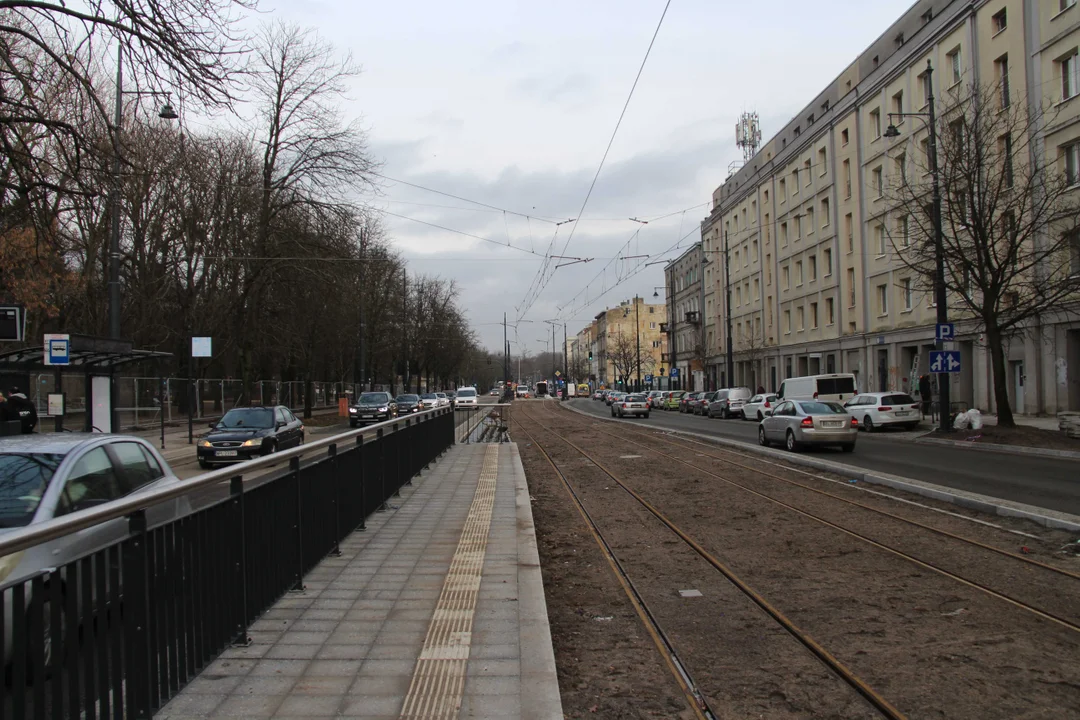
[0,334,171,434]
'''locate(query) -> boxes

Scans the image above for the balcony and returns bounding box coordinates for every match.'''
[659,322,669,334]
[685,311,700,324]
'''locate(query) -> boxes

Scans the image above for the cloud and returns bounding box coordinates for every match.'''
[513,72,593,104]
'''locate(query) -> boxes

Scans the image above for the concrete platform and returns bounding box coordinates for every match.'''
[156,443,562,719]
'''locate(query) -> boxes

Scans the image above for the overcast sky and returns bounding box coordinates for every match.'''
[265,0,905,353]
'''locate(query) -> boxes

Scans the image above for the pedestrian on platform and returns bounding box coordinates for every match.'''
[5,387,37,433]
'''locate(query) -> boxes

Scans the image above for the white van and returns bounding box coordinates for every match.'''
[777,374,858,403]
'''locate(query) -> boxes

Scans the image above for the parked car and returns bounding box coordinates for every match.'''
[777,374,858,403]
[758,399,858,452]
[454,387,479,408]
[0,434,191,663]
[606,391,627,406]
[445,392,457,406]
[592,390,604,400]
[843,392,921,431]
[708,387,753,419]
[396,394,422,414]
[695,391,719,416]
[435,392,450,407]
[679,392,700,413]
[515,386,530,398]
[645,390,664,408]
[742,393,778,422]
[664,391,687,410]
[348,392,398,428]
[612,393,650,419]
[420,393,440,409]
[200,406,305,466]
[490,388,500,396]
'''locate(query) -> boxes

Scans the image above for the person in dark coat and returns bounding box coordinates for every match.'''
[918,374,932,418]
[756,385,766,395]
[5,387,37,433]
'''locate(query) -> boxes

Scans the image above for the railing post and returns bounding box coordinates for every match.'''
[290,456,305,591]
[376,428,388,511]
[123,510,152,718]
[356,435,367,531]
[230,476,251,645]
[328,443,342,554]
[392,423,402,497]
[404,418,414,485]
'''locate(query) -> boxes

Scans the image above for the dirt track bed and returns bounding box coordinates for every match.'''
[513,400,1080,719]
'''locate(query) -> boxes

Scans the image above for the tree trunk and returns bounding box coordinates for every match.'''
[986,324,1015,427]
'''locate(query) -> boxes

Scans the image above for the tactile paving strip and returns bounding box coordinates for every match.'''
[399,444,500,719]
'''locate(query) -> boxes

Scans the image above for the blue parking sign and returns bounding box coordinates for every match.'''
[930,350,961,374]
[936,323,955,341]
[669,368,680,377]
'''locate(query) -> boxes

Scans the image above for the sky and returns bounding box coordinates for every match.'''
[263,0,908,353]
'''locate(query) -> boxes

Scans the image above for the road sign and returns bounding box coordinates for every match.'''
[0,305,25,341]
[644,374,653,382]
[44,334,70,366]
[669,367,680,378]
[192,336,212,358]
[936,323,955,341]
[929,350,961,374]
[555,370,561,377]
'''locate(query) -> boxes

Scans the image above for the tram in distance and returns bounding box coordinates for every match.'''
[535,381,549,397]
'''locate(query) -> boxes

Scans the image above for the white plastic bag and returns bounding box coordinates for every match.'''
[953,410,971,430]
[968,408,983,430]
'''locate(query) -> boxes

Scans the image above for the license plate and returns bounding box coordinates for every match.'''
[215,450,238,457]
[894,411,910,416]
[362,415,375,419]
[821,421,843,428]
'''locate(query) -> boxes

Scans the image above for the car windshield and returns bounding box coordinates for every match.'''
[421,394,437,400]
[359,393,388,405]
[457,389,477,398]
[218,408,274,428]
[436,393,447,398]
[396,395,419,403]
[800,401,847,415]
[817,377,857,395]
[882,394,916,405]
[626,395,646,401]
[0,453,64,528]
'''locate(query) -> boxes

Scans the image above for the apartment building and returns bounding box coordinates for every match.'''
[571,322,597,382]
[590,298,666,390]
[663,245,708,390]
[702,0,1080,414]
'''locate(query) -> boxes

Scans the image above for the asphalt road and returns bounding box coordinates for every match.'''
[566,398,1080,517]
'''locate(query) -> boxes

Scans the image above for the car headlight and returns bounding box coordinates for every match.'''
[378,407,388,412]
[241,439,261,448]
[199,439,212,448]
[349,407,357,413]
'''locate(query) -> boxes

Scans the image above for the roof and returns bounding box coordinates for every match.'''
[0,334,171,372]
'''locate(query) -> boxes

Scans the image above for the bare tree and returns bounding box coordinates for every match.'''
[885,82,1080,426]
[736,317,766,390]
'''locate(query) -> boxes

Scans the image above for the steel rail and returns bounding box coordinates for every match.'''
[516,406,906,720]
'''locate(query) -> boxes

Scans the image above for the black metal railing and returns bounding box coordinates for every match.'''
[0,407,455,719]
[454,404,512,444]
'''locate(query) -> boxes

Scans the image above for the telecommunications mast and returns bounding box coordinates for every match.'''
[735,112,762,163]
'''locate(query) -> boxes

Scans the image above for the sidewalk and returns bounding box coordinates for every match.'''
[156,442,562,720]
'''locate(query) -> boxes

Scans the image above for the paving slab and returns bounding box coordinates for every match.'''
[156,442,562,719]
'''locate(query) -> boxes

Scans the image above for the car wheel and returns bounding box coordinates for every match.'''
[863,416,875,433]
[264,441,278,457]
[785,430,799,452]
[758,426,769,446]
[841,443,855,453]
[644,413,650,419]
[722,407,729,419]
[757,411,764,422]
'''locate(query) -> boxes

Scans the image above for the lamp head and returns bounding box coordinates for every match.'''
[158,102,179,120]
[883,124,901,138]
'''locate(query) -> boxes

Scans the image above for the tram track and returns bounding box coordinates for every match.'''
[542,401,1080,635]
[515,406,907,720]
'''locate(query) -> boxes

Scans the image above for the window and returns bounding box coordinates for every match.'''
[783,264,790,290]
[111,442,164,492]
[804,159,812,185]
[902,278,913,310]
[825,297,835,325]
[824,248,833,276]
[766,254,772,283]
[841,128,849,145]
[892,90,903,117]
[821,198,830,226]
[996,54,1010,108]
[795,214,802,240]
[848,268,856,307]
[895,152,907,185]
[779,178,787,201]
[810,302,819,329]
[876,224,887,255]
[809,255,817,281]
[649,321,657,329]
[1065,142,1080,185]
[652,340,661,348]
[764,213,771,244]
[806,207,815,233]
[918,71,932,106]
[751,200,757,220]
[870,108,881,139]
[797,305,805,331]
[768,297,774,326]
[734,249,740,267]
[752,239,758,260]
[872,166,883,198]
[1070,231,1080,275]
[1063,0,1078,11]
[950,118,964,146]
[1062,51,1079,101]
[1000,133,1013,187]
[947,47,962,85]
[744,244,749,267]
[843,160,852,198]
[898,215,910,247]
[818,147,827,175]
[736,285,741,306]
[845,213,854,253]
[58,448,122,515]
[920,137,931,166]
[649,306,655,313]
[781,221,788,246]
[753,278,759,298]
[992,8,1006,33]
[793,168,800,189]
[796,260,804,286]
[764,189,769,203]
[784,309,792,334]
[877,283,889,315]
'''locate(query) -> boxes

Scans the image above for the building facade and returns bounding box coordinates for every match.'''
[663,245,707,390]
[589,298,666,390]
[702,0,1080,414]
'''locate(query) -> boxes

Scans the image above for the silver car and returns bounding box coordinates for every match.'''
[758,399,858,452]
[0,434,190,663]
[709,387,753,418]
[612,393,650,418]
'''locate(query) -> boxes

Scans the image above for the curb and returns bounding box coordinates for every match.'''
[509,443,564,719]
[914,435,1080,460]
[562,403,1080,534]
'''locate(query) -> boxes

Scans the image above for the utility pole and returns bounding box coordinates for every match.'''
[402,267,408,396]
[108,46,124,340]
[358,228,366,391]
[551,323,556,388]
[635,296,642,392]
[563,323,569,399]
[926,62,951,435]
[724,230,734,387]
[503,313,508,385]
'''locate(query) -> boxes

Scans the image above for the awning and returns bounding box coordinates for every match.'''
[0,334,172,372]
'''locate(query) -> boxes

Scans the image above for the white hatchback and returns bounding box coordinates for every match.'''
[843,392,922,432]
[455,387,479,407]
[742,393,778,422]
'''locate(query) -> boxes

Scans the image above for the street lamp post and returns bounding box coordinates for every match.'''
[108,46,178,340]
[884,59,950,434]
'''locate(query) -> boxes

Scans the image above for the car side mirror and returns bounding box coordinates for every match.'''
[276,422,285,430]
[763,409,773,417]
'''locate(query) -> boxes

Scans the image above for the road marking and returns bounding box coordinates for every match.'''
[399,444,499,719]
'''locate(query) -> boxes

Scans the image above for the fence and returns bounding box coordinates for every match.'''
[453,404,512,444]
[27,376,382,431]
[0,408,455,719]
